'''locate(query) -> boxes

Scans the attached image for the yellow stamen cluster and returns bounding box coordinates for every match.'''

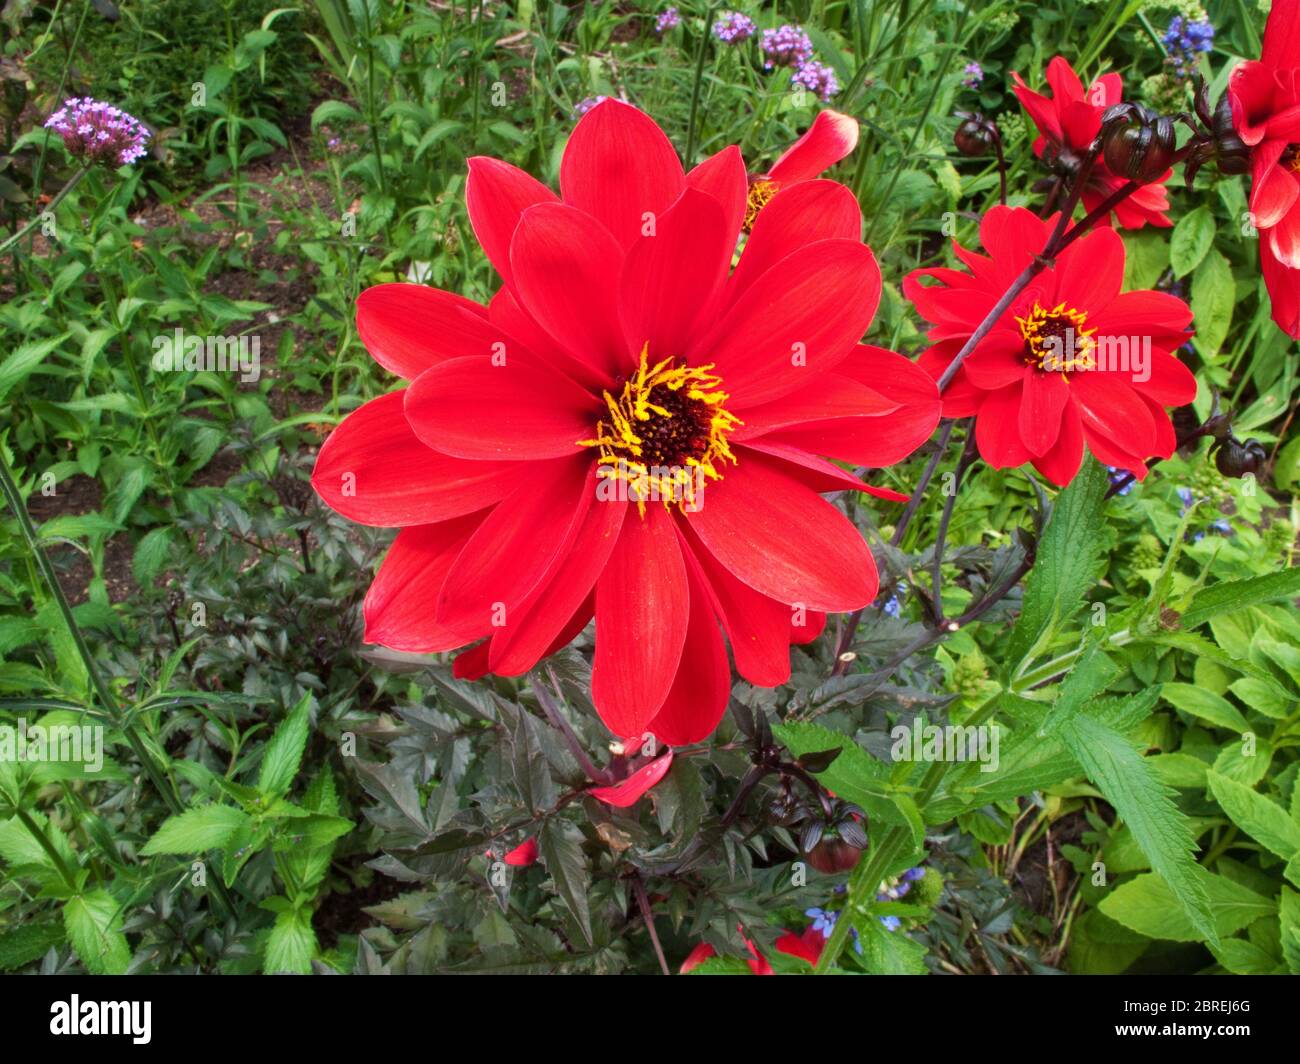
[1017,301,1097,373]
[744,177,780,232]
[578,346,741,514]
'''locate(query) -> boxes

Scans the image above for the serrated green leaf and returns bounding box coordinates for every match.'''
[263,907,316,974]
[1058,714,1216,945]
[537,819,592,948]
[257,693,312,797]
[63,891,130,974]
[1008,459,1109,671]
[140,804,250,855]
[1206,771,1300,865]
[1099,869,1273,942]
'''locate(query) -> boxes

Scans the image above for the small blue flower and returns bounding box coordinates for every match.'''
[883,580,908,618]
[804,907,838,937]
[1162,15,1214,79]
[879,915,902,932]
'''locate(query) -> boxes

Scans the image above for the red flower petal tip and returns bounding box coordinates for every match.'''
[588,750,674,807]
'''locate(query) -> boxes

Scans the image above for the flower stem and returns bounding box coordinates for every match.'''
[0,166,89,259]
[0,448,238,919]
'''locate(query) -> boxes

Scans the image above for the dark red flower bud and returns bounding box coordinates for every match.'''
[954,112,996,157]
[806,837,863,874]
[1214,437,1267,478]
[1101,103,1177,182]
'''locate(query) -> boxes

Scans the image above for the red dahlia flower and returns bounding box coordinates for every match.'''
[312,101,940,748]
[1228,0,1300,337]
[907,206,1196,485]
[1013,56,1172,229]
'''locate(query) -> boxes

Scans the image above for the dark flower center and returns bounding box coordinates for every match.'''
[579,347,740,512]
[1018,300,1097,373]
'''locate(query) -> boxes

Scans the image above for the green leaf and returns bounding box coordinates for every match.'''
[851,911,928,974]
[1281,886,1300,974]
[1209,938,1282,974]
[63,891,131,974]
[1057,714,1217,945]
[1007,459,1109,671]
[1170,205,1215,277]
[0,918,65,970]
[263,907,316,974]
[0,333,71,400]
[772,721,907,828]
[1161,683,1250,733]
[1122,229,1169,290]
[131,527,174,586]
[257,693,312,797]
[1206,771,1300,865]
[1178,568,1300,630]
[537,819,592,948]
[140,804,251,855]
[1099,869,1274,942]
[1189,248,1233,357]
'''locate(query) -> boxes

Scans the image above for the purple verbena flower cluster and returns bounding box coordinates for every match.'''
[712,11,757,43]
[963,62,984,90]
[44,97,150,167]
[655,7,680,34]
[791,60,839,103]
[761,24,813,70]
[573,95,609,119]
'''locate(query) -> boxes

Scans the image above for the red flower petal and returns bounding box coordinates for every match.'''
[311,390,525,526]
[678,521,794,687]
[645,555,731,746]
[503,837,539,866]
[685,144,748,255]
[592,506,690,737]
[437,455,592,628]
[588,750,674,807]
[774,927,824,965]
[403,356,600,461]
[363,514,488,652]
[738,440,885,496]
[560,99,685,249]
[1030,401,1085,486]
[510,202,631,382]
[725,179,862,308]
[686,452,877,612]
[731,372,897,441]
[1019,369,1070,457]
[356,283,494,381]
[975,385,1033,468]
[766,109,860,184]
[679,942,716,974]
[620,187,732,361]
[1054,227,1124,314]
[1249,140,1296,230]
[691,239,881,408]
[466,156,558,287]
[488,494,627,676]
[1263,0,1300,69]
[1069,372,1156,458]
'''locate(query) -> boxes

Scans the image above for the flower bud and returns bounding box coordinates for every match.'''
[807,837,863,874]
[954,112,996,157]
[1214,437,1267,478]
[1101,104,1176,182]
